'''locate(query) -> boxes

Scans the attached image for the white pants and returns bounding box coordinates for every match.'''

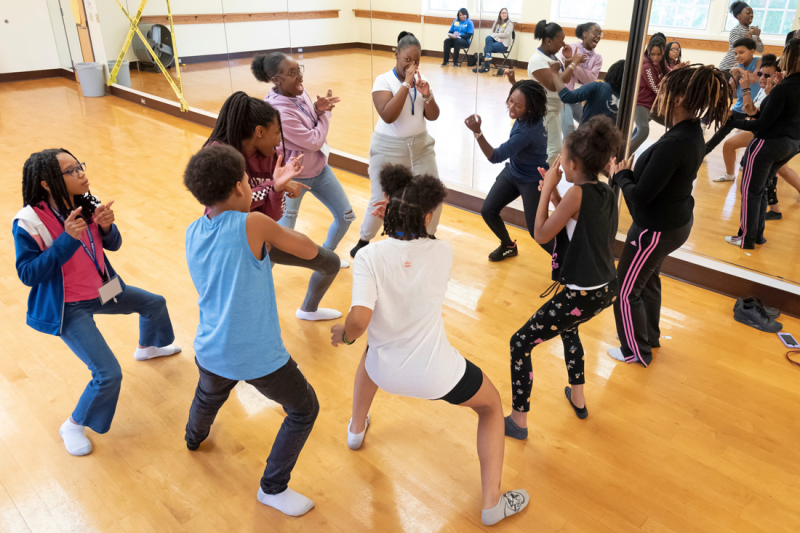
[360,130,443,241]
[544,99,564,168]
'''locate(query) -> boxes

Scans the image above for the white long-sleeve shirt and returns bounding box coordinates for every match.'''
[719,23,764,71]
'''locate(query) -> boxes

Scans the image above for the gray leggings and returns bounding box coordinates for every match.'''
[629,105,652,154]
[270,245,340,312]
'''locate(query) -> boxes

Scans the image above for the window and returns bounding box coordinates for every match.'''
[429,0,466,13]
[554,0,608,22]
[725,0,797,36]
[649,0,712,30]
[479,0,523,17]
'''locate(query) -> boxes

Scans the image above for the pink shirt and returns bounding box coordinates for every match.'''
[34,203,106,303]
[560,43,603,90]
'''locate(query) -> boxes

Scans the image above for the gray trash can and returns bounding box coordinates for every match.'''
[75,62,105,97]
[108,60,131,88]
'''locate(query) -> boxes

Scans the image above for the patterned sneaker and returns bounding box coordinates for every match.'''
[489,242,518,262]
[725,235,742,246]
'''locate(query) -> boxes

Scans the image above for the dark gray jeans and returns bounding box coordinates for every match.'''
[270,245,340,312]
[185,357,319,494]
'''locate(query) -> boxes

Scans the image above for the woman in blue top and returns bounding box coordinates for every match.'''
[465,79,564,263]
[442,8,474,67]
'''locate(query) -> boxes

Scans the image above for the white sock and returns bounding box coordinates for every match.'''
[59,419,92,456]
[607,347,626,362]
[340,258,350,269]
[481,489,530,526]
[257,487,315,517]
[295,308,342,321]
[347,414,370,450]
[134,344,182,361]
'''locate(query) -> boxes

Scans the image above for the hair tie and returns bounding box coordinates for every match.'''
[731,3,748,17]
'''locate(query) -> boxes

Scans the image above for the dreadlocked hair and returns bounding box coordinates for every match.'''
[205,91,285,160]
[508,79,547,123]
[379,164,446,241]
[780,38,800,75]
[653,64,733,132]
[22,149,99,220]
[564,116,621,178]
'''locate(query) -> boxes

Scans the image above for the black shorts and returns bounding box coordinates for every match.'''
[437,358,483,405]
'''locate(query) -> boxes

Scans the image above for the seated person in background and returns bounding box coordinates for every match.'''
[553,59,624,124]
[707,38,761,159]
[559,22,604,135]
[442,8,474,67]
[474,8,514,73]
[665,41,690,70]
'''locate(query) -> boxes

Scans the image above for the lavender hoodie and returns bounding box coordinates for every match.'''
[265,88,331,180]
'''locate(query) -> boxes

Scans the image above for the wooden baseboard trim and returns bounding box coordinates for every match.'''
[0,68,76,83]
[108,85,217,128]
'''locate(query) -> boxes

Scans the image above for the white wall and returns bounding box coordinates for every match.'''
[0,0,62,73]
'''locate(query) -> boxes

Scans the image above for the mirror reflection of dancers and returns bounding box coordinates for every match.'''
[333,165,529,526]
[351,32,441,258]
[608,65,734,366]
[559,21,604,136]
[206,92,342,321]
[505,117,621,439]
[464,80,565,263]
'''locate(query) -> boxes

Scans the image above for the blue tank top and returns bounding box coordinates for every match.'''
[186,210,290,380]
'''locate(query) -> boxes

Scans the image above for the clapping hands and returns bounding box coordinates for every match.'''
[314,90,340,113]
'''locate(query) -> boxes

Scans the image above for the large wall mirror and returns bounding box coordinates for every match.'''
[82,0,799,289]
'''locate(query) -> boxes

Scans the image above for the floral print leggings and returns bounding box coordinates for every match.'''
[510,280,619,412]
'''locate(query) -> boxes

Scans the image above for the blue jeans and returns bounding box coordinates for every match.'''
[483,36,507,60]
[60,285,175,433]
[561,101,583,136]
[278,165,354,251]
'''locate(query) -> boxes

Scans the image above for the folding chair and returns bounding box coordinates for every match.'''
[454,36,473,67]
[490,31,516,76]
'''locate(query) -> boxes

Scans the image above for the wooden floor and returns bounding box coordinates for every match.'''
[2,77,800,533]
[127,48,800,285]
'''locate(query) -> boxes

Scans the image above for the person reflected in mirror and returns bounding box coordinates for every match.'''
[506,117,621,436]
[554,59,624,124]
[474,8,513,73]
[559,22,604,136]
[13,149,180,457]
[442,8,474,67]
[664,41,690,71]
[332,165,530,526]
[465,80,562,262]
[719,2,764,72]
[706,38,762,159]
[351,31,441,258]
[506,20,584,167]
[205,92,342,321]
[609,65,733,366]
[628,36,668,154]
[253,52,356,270]
[725,40,800,248]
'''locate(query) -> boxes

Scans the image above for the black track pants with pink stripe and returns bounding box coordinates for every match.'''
[737,137,800,248]
[613,220,691,367]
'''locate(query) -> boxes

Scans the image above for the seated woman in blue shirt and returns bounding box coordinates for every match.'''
[442,8,474,67]
[465,80,563,263]
[554,59,625,124]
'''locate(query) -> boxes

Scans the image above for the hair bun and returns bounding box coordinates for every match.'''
[379,164,414,196]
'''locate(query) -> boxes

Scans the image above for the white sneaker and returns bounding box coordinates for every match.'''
[725,235,742,246]
[347,414,370,450]
[340,258,350,269]
[713,174,736,182]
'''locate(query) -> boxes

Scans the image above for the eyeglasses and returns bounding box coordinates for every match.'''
[590,30,604,38]
[285,65,304,79]
[757,72,771,79]
[62,162,86,177]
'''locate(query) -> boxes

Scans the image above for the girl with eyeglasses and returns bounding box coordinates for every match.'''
[13,150,180,457]
[560,22,604,136]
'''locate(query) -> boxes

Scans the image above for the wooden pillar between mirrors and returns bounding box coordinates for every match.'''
[70,0,95,62]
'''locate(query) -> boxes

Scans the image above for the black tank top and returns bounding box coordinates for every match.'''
[559,182,618,287]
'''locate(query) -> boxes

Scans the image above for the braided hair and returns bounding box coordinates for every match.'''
[251,52,290,83]
[22,149,99,220]
[508,79,547,123]
[780,38,800,75]
[379,164,446,241]
[205,91,285,160]
[653,64,734,131]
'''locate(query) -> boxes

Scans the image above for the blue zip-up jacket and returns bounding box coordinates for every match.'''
[13,205,125,336]
[558,82,620,123]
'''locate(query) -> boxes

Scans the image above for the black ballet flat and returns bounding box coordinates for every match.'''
[564,387,588,419]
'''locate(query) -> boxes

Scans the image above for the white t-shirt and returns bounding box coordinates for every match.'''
[528,49,563,109]
[351,238,466,400]
[753,89,768,110]
[372,70,428,138]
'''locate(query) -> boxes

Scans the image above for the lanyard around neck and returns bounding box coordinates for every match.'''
[392,68,417,115]
[291,98,317,127]
[48,204,107,282]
